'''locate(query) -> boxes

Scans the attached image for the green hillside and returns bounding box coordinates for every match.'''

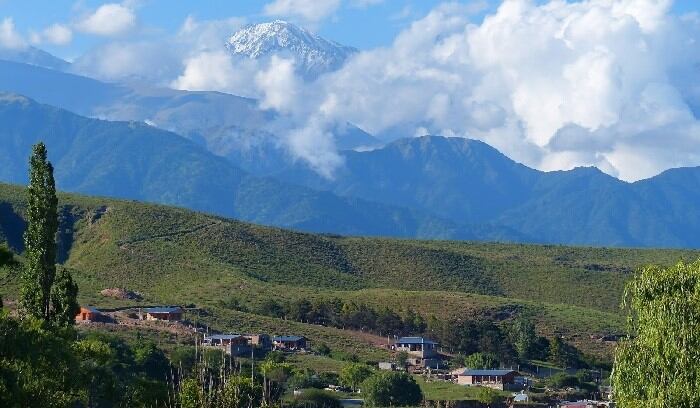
[1,182,697,357]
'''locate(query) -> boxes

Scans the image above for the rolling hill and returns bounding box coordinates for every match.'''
[1,183,698,357]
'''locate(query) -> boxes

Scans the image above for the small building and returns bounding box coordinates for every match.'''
[272,335,307,350]
[457,369,519,390]
[243,334,272,349]
[76,306,103,322]
[392,337,441,368]
[393,337,438,359]
[144,306,183,321]
[203,334,248,347]
[203,334,251,355]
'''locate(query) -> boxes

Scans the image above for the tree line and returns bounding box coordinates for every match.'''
[233,297,428,337]
[226,296,589,370]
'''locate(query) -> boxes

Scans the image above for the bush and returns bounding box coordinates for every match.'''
[316,343,331,356]
[288,389,342,408]
[474,387,505,405]
[547,373,580,389]
[362,371,423,407]
[463,352,499,369]
[339,363,373,392]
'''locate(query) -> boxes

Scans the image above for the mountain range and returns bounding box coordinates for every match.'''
[1,23,700,248]
[0,93,494,240]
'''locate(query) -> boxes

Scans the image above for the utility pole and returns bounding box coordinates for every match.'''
[251,346,255,383]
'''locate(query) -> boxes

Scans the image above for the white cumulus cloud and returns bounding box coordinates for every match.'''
[76,3,136,36]
[0,18,26,49]
[41,23,73,45]
[255,56,299,112]
[263,0,341,25]
[275,0,700,181]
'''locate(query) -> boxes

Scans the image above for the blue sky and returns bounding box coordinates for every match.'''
[1,0,698,59]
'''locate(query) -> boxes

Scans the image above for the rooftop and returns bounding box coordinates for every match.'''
[273,335,305,342]
[145,307,182,314]
[396,337,438,345]
[461,369,518,376]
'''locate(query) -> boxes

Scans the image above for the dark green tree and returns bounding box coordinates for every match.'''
[549,336,582,369]
[51,268,79,327]
[339,363,373,392]
[510,316,537,360]
[361,371,422,407]
[21,142,59,321]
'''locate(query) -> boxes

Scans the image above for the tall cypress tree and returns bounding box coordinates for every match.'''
[20,142,60,322]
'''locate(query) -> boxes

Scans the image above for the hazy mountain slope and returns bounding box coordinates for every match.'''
[0,60,377,171]
[495,168,653,246]
[0,93,245,216]
[276,135,700,247]
[0,60,127,114]
[0,47,70,71]
[276,136,540,222]
[630,167,700,246]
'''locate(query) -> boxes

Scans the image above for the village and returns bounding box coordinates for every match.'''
[75,304,617,408]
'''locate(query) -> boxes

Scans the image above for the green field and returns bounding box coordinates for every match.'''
[1,182,697,359]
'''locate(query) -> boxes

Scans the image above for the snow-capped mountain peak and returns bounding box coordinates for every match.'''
[226,20,357,79]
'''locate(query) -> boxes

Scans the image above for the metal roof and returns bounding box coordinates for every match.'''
[145,307,182,313]
[83,306,101,313]
[461,369,517,376]
[273,335,305,342]
[396,337,438,345]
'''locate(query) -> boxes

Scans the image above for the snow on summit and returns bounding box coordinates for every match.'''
[226,20,356,79]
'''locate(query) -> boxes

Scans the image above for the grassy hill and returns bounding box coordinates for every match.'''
[1,182,697,358]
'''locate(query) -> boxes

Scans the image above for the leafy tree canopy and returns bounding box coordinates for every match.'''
[361,371,422,407]
[613,260,700,408]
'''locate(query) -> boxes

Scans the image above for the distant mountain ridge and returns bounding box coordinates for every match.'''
[0,46,70,71]
[269,135,700,248]
[0,93,514,241]
[226,20,357,79]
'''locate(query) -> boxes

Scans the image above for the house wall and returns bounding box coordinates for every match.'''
[146,312,182,321]
[396,343,437,358]
[76,308,101,322]
[274,339,306,349]
[457,374,515,391]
